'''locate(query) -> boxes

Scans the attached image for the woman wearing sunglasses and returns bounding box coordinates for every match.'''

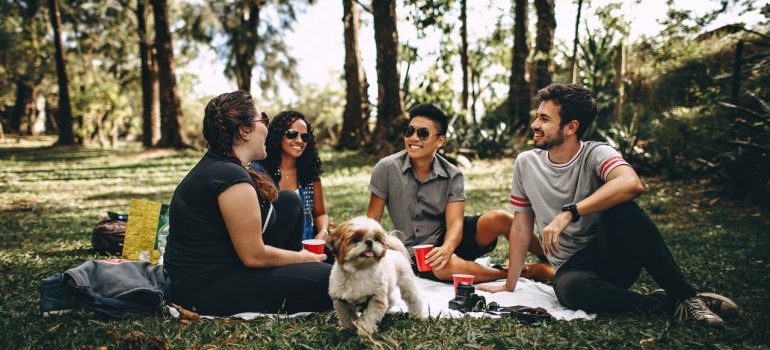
[164,91,332,316]
[252,111,330,241]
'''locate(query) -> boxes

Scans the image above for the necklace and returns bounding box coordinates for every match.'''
[275,168,296,180]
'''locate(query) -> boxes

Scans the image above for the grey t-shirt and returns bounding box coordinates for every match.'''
[369,150,465,250]
[510,141,630,270]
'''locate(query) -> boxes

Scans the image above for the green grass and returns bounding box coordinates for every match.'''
[1,137,769,349]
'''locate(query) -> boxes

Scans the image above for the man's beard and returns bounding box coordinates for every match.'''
[533,127,565,150]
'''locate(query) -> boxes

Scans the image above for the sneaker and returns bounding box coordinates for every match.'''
[697,292,740,319]
[651,289,740,319]
[674,297,725,327]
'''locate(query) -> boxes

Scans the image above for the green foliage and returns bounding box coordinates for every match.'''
[1,142,769,348]
[572,3,629,140]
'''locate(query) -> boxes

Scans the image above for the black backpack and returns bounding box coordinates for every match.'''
[91,212,128,254]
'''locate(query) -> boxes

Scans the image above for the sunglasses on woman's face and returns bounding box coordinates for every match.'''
[285,129,311,143]
[403,125,439,141]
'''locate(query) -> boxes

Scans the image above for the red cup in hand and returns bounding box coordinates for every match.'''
[302,239,325,254]
[413,244,434,272]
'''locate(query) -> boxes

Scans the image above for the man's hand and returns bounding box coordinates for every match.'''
[425,245,454,270]
[477,282,514,293]
[542,211,572,256]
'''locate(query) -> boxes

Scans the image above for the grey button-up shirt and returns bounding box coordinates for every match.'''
[368,150,465,251]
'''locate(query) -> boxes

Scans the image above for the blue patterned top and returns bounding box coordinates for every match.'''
[250,161,316,240]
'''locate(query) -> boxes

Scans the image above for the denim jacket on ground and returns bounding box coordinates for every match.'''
[39,260,169,317]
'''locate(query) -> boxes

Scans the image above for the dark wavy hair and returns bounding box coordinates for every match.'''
[534,84,596,139]
[261,111,322,186]
[408,103,448,135]
[202,90,277,202]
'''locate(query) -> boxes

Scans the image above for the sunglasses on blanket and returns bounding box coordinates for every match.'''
[403,125,441,141]
[285,129,312,143]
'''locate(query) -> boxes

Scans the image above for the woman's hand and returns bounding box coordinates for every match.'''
[299,249,327,263]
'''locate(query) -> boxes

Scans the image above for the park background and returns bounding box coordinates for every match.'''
[1,0,769,348]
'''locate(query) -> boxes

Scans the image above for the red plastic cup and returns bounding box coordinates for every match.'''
[452,274,475,295]
[302,239,326,254]
[413,244,434,272]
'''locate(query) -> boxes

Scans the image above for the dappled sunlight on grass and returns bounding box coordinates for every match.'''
[1,142,768,348]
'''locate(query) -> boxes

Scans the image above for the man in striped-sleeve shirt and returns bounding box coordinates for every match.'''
[479,84,738,327]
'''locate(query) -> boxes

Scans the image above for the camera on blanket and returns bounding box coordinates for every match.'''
[448,282,487,312]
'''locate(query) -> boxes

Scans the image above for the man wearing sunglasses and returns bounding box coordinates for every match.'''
[367,103,552,283]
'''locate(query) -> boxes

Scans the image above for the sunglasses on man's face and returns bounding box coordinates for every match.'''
[257,112,270,126]
[285,129,312,143]
[403,125,439,141]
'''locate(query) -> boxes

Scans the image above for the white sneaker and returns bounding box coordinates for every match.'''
[674,297,725,328]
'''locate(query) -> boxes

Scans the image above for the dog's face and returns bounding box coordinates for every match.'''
[328,217,388,268]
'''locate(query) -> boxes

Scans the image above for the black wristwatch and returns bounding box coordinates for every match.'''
[562,203,580,223]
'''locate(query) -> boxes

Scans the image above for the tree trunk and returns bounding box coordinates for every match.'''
[569,0,584,84]
[230,0,261,92]
[48,0,75,145]
[533,0,555,90]
[731,40,743,106]
[137,0,160,147]
[460,0,470,120]
[338,0,370,150]
[152,0,187,148]
[371,0,407,152]
[9,80,35,134]
[613,43,625,124]
[508,0,530,134]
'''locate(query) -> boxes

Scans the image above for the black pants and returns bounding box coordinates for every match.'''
[176,191,332,316]
[553,202,696,314]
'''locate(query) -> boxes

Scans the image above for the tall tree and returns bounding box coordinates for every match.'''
[533,0,555,90]
[200,0,308,94]
[459,0,470,119]
[152,0,187,148]
[338,0,370,150]
[569,0,584,83]
[137,0,160,147]
[48,0,74,145]
[219,0,260,91]
[371,0,407,151]
[507,0,529,133]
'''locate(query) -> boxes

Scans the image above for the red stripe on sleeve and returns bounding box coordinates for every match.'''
[599,156,623,176]
[600,158,628,180]
[510,194,530,203]
[510,199,531,207]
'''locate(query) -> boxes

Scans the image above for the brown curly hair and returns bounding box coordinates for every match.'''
[202,91,277,202]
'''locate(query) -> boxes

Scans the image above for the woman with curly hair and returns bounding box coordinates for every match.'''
[165,91,332,315]
[251,111,330,241]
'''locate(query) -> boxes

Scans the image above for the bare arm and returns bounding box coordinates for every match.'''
[312,179,330,240]
[542,165,645,255]
[477,210,534,293]
[426,200,463,270]
[219,183,325,268]
[366,193,386,222]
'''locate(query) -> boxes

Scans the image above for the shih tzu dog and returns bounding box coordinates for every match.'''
[327,216,424,336]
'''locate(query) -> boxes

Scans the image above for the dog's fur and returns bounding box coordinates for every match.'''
[327,217,423,336]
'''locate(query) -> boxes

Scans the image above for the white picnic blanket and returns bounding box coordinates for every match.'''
[169,273,595,321]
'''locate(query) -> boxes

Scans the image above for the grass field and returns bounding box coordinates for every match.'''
[1,137,768,349]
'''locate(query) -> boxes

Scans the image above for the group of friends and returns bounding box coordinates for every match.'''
[163,83,739,327]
